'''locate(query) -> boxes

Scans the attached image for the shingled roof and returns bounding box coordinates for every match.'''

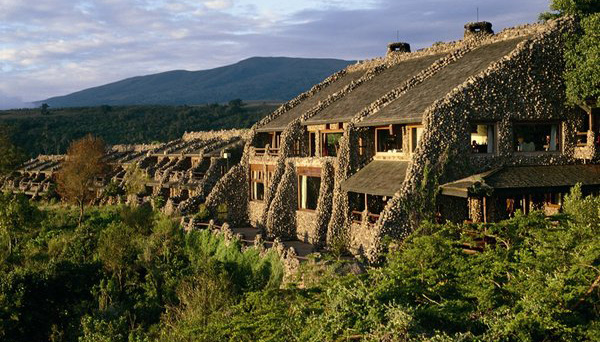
[358,36,530,127]
[304,54,445,125]
[257,69,367,132]
[441,165,600,198]
[341,160,409,196]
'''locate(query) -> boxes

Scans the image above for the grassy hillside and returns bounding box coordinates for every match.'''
[39,57,354,107]
[0,102,276,156]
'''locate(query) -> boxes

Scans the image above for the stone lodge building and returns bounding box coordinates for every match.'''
[204,18,600,260]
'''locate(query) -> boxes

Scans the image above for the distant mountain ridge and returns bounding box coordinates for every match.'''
[39,57,355,107]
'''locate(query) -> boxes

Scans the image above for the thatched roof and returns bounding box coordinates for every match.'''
[257,69,367,132]
[358,37,529,127]
[341,160,409,196]
[441,164,600,198]
[304,54,444,125]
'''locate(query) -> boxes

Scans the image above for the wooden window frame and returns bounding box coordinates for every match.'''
[407,124,423,153]
[321,130,344,157]
[249,164,268,202]
[375,124,403,154]
[469,122,497,155]
[297,167,321,211]
[513,121,562,153]
[309,132,317,157]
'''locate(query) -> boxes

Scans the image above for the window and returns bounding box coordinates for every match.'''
[272,132,281,148]
[376,125,403,153]
[514,123,560,152]
[309,132,316,156]
[322,132,343,157]
[349,192,388,224]
[250,167,265,201]
[410,126,423,152]
[576,107,591,146]
[470,123,495,154]
[545,192,562,207]
[255,132,271,148]
[298,175,321,210]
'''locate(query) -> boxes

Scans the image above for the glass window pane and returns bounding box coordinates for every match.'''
[514,123,559,152]
[470,124,494,153]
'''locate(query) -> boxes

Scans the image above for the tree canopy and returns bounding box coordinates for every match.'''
[564,13,600,105]
[0,125,25,176]
[56,134,109,224]
[541,0,600,106]
[540,0,600,20]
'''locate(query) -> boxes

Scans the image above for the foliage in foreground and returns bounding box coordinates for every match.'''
[0,186,598,341]
[0,198,282,341]
[173,185,598,341]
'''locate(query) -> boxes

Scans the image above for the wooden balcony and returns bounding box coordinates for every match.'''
[351,210,381,225]
[253,146,280,157]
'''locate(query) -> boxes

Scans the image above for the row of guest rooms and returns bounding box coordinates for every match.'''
[249,107,599,224]
[254,112,598,159]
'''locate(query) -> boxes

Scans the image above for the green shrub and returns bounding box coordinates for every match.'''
[195,204,210,221]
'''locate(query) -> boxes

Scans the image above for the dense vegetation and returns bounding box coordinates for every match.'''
[1,186,598,341]
[0,101,276,156]
[0,126,25,176]
[0,198,283,341]
[541,0,600,105]
[39,57,353,107]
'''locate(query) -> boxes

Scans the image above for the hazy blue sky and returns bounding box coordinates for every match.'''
[0,0,549,108]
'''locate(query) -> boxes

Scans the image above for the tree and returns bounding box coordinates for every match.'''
[0,192,40,259]
[564,13,600,105]
[0,125,25,176]
[539,0,600,20]
[540,1,599,106]
[123,164,149,196]
[40,103,50,115]
[56,134,109,225]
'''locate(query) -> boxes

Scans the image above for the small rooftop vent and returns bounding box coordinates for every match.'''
[464,21,493,38]
[387,42,411,54]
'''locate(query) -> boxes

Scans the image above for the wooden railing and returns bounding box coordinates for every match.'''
[351,211,363,224]
[367,213,380,225]
[351,211,381,225]
[253,146,280,157]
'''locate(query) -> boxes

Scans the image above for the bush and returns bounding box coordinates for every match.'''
[153,196,166,209]
[195,204,210,221]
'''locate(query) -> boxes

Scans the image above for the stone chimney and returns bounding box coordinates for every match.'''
[464,21,493,39]
[387,42,411,55]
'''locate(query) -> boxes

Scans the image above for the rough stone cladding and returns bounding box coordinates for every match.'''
[246,37,468,240]
[248,201,266,227]
[365,18,577,261]
[182,129,249,141]
[208,19,581,261]
[265,161,298,238]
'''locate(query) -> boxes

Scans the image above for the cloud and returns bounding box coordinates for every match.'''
[0,0,550,102]
[204,0,233,10]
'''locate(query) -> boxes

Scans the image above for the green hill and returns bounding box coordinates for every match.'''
[0,103,277,156]
[38,57,355,107]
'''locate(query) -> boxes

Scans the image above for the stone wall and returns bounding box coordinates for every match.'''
[348,222,378,257]
[265,161,298,239]
[182,129,249,142]
[204,163,249,226]
[248,201,265,226]
[366,18,576,261]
